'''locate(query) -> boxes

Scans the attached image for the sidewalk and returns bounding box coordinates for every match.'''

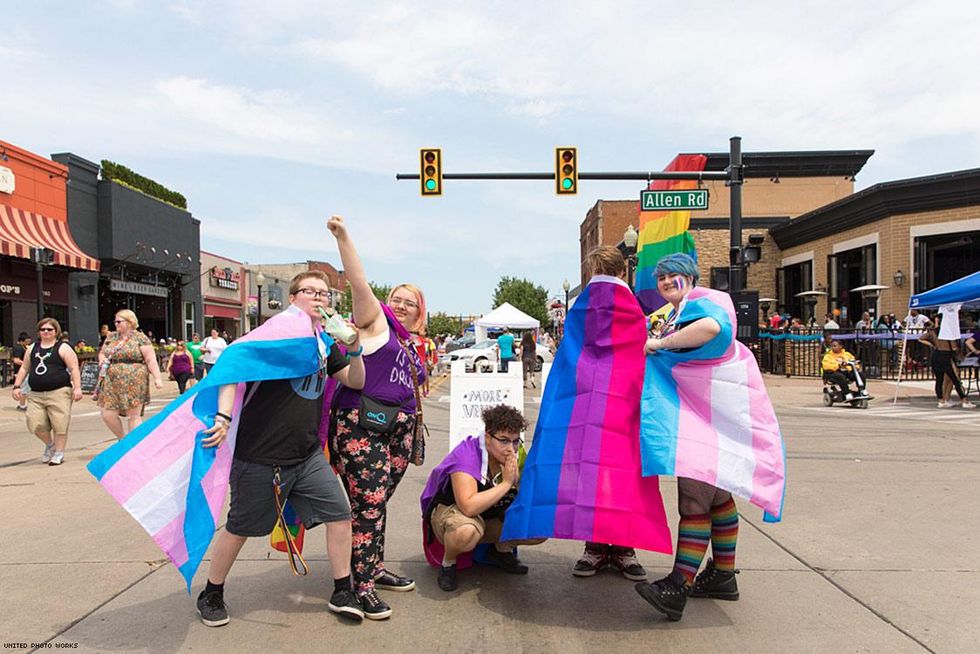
[1,375,977,652]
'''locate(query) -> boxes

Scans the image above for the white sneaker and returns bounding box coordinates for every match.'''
[41,442,55,464]
[939,401,957,408]
[49,451,65,466]
[962,401,977,409]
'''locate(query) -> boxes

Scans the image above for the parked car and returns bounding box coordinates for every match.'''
[447,339,555,372]
[447,340,499,372]
[445,333,476,353]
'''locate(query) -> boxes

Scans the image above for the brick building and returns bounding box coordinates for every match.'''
[580,152,980,325]
[244,260,346,330]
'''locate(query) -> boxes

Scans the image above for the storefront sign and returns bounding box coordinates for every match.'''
[209,266,240,291]
[0,166,14,194]
[110,279,169,298]
[0,283,22,295]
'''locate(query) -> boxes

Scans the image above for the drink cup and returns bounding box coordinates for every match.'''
[319,308,358,345]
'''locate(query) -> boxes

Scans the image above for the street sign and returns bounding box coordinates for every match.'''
[641,189,709,211]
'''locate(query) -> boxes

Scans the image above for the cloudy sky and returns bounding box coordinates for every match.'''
[4,1,979,314]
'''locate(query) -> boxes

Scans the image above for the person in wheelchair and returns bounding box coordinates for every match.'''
[822,340,867,401]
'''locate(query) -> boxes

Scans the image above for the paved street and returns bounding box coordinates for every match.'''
[1,374,977,653]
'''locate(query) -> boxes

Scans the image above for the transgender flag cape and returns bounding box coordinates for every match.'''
[87,306,334,590]
[501,276,672,553]
[640,287,786,522]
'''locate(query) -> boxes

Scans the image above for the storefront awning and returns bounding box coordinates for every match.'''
[0,204,100,271]
[205,303,242,320]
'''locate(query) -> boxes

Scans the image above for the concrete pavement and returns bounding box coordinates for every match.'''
[0,373,977,653]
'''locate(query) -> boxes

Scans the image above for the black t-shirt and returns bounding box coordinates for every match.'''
[28,343,72,391]
[12,343,26,367]
[434,472,518,521]
[234,343,348,465]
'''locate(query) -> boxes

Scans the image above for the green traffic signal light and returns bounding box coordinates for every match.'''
[425,179,437,191]
[562,178,573,190]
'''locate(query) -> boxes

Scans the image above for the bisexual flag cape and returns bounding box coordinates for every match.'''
[640,287,786,522]
[500,276,672,553]
[87,305,335,590]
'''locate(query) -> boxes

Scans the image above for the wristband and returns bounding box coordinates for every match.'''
[12,386,20,390]
[215,411,233,422]
[348,346,364,357]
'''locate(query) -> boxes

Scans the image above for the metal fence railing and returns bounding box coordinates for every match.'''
[744,328,958,381]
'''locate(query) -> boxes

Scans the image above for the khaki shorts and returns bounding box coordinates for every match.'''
[431,504,504,545]
[26,387,74,434]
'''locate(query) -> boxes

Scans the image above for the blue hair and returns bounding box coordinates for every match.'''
[653,252,700,285]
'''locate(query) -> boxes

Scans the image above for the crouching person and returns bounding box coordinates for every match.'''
[420,404,545,591]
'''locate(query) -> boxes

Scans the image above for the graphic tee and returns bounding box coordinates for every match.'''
[187,342,204,364]
[235,343,348,465]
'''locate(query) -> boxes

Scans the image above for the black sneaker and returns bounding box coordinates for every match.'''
[572,545,608,577]
[196,588,229,627]
[374,570,416,592]
[358,590,392,620]
[437,564,458,592]
[690,559,739,600]
[328,588,364,621]
[634,571,690,621]
[484,547,529,575]
[609,548,648,581]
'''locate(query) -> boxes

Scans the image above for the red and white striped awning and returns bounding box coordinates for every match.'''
[0,204,100,271]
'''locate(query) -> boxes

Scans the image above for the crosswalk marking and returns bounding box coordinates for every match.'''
[802,404,980,423]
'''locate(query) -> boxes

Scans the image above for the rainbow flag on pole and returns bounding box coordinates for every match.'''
[87,306,334,590]
[640,287,786,521]
[501,276,672,553]
[634,154,708,314]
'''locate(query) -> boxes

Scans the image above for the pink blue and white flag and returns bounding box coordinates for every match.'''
[87,306,334,590]
[501,276,673,553]
[640,287,786,521]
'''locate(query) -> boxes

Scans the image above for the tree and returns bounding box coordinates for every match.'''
[491,276,549,326]
[338,281,394,318]
[428,312,463,337]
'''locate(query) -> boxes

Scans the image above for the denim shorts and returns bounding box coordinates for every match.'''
[226,451,351,537]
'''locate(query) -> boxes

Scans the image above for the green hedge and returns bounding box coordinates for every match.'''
[100,160,187,209]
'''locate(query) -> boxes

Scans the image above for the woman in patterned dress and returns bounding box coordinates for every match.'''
[96,309,163,439]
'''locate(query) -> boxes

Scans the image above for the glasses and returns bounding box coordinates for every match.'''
[114,319,128,324]
[390,297,419,310]
[296,288,331,299]
[39,327,56,332]
[488,433,524,449]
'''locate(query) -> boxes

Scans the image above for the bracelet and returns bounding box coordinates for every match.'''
[215,411,233,422]
[12,385,20,390]
[348,346,364,357]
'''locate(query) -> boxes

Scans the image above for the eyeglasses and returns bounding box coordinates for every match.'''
[296,288,331,299]
[39,327,56,332]
[114,319,128,324]
[390,297,419,310]
[488,433,524,449]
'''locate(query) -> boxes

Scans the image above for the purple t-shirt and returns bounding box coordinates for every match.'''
[333,320,426,413]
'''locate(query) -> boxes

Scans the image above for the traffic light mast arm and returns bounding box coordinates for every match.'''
[395,170,730,181]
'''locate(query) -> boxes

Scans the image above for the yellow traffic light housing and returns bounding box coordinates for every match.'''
[555,147,577,195]
[420,148,443,196]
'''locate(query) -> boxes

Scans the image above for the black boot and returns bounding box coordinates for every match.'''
[634,570,690,621]
[690,558,739,600]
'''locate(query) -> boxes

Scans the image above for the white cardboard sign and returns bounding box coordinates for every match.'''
[449,360,524,449]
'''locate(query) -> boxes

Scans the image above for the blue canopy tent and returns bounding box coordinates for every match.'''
[909,271,980,309]
[895,271,980,402]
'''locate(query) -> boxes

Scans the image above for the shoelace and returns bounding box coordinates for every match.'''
[361,590,383,607]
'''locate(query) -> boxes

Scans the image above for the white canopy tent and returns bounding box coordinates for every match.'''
[474,302,540,342]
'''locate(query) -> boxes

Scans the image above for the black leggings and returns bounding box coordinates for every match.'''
[931,351,965,400]
[174,372,192,394]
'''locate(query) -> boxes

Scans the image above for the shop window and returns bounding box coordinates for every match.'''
[184,302,195,340]
[914,231,980,293]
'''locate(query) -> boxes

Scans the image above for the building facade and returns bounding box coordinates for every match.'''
[200,251,245,339]
[0,140,100,345]
[54,153,203,342]
[245,260,346,330]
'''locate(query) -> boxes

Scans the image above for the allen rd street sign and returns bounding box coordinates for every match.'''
[641,189,709,211]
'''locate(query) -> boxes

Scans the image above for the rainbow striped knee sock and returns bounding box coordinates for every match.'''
[673,514,711,586]
[710,497,739,571]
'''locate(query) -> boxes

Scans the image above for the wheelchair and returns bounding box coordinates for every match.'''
[823,361,872,409]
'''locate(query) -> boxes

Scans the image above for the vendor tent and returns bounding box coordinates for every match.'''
[474,303,540,341]
[894,270,980,403]
[908,271,980,308]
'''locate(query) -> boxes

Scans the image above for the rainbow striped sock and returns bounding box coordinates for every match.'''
[673,514,711,585]
[710,497,739,571]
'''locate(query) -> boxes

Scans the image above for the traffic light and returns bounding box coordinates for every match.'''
[555,147,577,195]
[420,148,442,196]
